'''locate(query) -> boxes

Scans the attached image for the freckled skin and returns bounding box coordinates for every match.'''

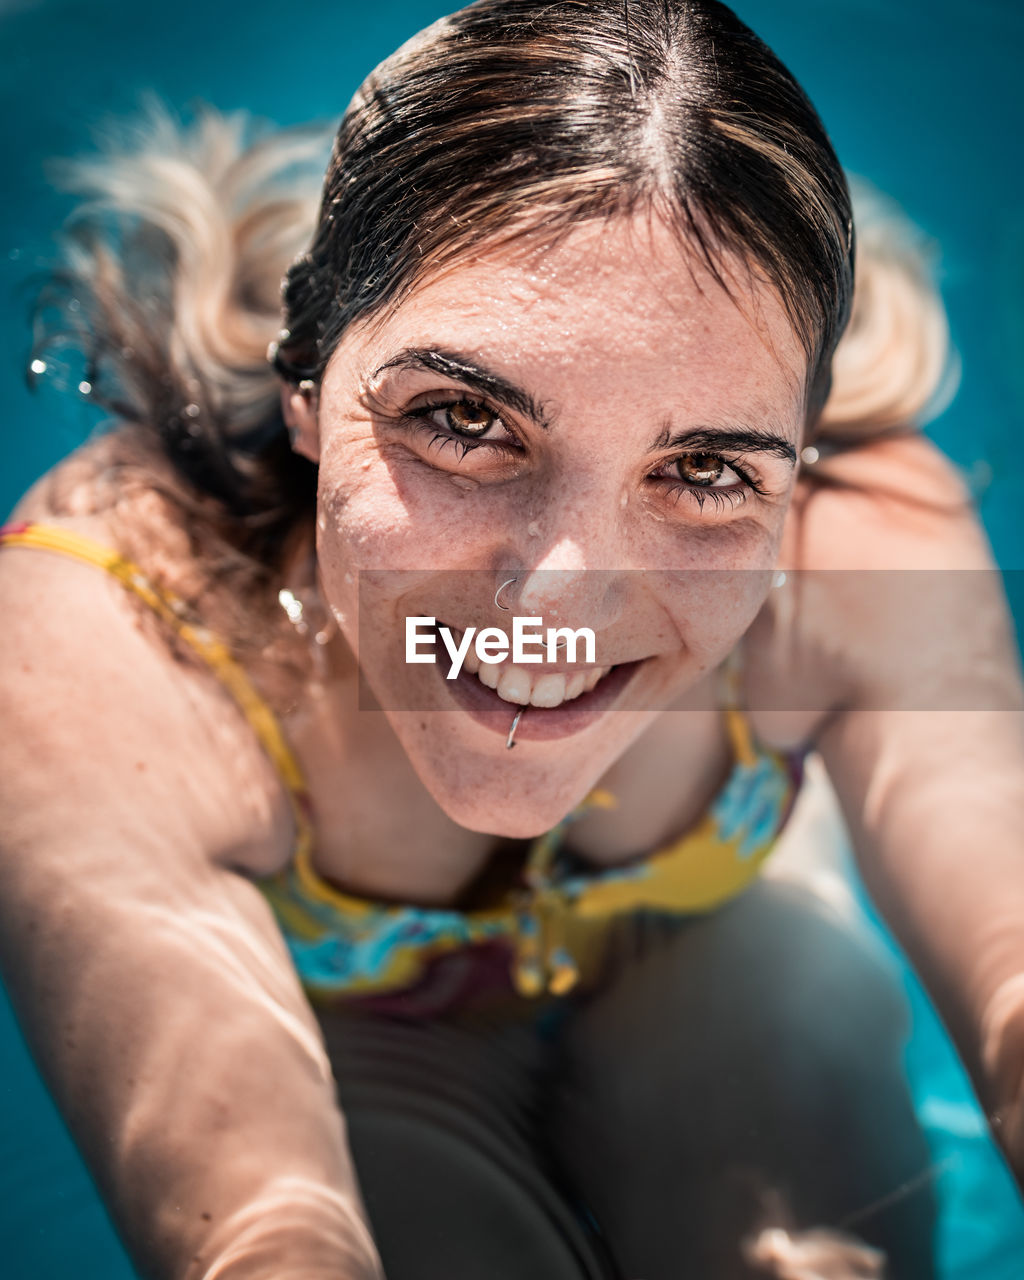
[285,215,808,837]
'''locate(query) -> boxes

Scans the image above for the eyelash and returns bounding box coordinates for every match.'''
[398,396,767,513]
[400,398,520,462]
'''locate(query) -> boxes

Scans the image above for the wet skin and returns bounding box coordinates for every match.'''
[284,213,808,838]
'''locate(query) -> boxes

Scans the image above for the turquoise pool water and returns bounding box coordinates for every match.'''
[2,1,1023,1275]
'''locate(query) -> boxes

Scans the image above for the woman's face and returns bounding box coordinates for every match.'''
[290,214,809,836]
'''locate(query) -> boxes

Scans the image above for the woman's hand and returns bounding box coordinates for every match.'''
[980,984,1024,1184]
[744,1223,885,1279]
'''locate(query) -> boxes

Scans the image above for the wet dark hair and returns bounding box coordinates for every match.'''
[25,0,954,641]
[274,0,853,422]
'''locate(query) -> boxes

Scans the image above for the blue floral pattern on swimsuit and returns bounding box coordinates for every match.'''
[711,753,793,860]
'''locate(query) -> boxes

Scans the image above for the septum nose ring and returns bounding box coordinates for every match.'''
[494,577,517,611]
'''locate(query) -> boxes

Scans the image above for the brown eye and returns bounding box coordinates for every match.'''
[445,401,495,437]
[676,453,726,486]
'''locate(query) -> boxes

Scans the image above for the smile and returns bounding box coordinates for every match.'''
[460,637,612,708]
[434,623,609,706]
[433,624,644,742]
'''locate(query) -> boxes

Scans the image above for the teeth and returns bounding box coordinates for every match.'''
[530,673,569,708]
[489,662,612,706]
[443,625,612,707]
[565,671,587,700]
[496,666,533,705]
[476,660,501,690]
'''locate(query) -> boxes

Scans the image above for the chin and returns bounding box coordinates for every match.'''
[434,788,579,841]
[384,710,598,836]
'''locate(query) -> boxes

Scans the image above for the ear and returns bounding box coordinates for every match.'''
[281,381,320,463]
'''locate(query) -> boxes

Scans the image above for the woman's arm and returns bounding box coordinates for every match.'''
[0,532,384,1280]
[818,701,1024,1181]
[801,441,1024,1185]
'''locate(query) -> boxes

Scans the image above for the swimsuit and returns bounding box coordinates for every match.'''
[0,520,809,1011]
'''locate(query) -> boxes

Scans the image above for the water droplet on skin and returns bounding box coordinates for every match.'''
[360,459,372,471]
[450,474,478,491]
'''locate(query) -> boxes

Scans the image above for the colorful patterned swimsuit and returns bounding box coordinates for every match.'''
[0,520,809,1013]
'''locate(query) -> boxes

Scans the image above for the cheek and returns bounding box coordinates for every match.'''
[314,446,449,572]
[634,508,785,586]
[656,566,774,666]
[312,443,490,647]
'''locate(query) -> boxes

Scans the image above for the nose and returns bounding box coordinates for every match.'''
[513,535,626,635]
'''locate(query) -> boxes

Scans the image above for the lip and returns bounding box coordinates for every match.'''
[436,653,645,741]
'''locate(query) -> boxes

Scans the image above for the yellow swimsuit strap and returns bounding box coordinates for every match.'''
[0,520,316,863]
[718,636,760,768]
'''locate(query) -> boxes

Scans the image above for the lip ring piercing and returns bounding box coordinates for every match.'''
[493,577,524,746]
[494,577,518,611]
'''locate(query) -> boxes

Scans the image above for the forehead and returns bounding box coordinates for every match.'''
[342,213,809,421]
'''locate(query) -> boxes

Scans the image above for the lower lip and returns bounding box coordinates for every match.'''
[436,657,644,741]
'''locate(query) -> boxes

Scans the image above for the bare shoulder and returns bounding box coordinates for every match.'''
[783,433,992,572]
[11,426,204,578]
[747,434,1003,745]
[1,438,295,878]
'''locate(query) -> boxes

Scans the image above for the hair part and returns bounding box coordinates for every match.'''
[274,0,854,423]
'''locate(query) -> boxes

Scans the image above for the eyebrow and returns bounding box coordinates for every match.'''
[372,347,553,429]
[372,346,798,464]
[648,424,798,465]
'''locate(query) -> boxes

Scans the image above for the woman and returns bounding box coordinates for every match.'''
[1,1,1022,1277]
